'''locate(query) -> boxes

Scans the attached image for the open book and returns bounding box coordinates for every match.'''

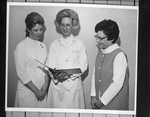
[35,59,82,75]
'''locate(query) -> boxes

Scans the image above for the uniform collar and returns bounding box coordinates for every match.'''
[58,34,76,47]
[26,36,39,43]
[101,43,120,54]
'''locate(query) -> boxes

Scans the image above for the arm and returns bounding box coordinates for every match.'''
[91,68,96,97]
[14,44,32,84]
[100,52,127,105]
[40,74,50,93]
[90,68,97,109]
[25,81,46,101]
[14,44,46,101]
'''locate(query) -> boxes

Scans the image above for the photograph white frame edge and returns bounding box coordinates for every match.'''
[5,2,139,115]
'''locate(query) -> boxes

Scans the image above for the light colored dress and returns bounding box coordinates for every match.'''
[46,34,87,109]
[14,37,47,108]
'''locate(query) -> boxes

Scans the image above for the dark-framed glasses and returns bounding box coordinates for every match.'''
[94,35,107,41]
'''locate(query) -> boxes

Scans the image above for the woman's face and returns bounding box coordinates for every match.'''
[28,24,44,40]
[60,17,73,38]
[95,31,112,50]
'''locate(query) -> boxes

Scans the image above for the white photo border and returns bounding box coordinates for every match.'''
[6,2,138,115]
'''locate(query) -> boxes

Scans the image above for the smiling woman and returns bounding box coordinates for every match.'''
[6,2,138,115]
[46,8,88,109]
[13,12,49,108]
[91,19,129,110]
[28,24,44,40]
[25,12,45,41]
[60,17,73,38]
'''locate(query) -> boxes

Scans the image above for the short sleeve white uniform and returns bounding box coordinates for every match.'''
[14,37,47,108]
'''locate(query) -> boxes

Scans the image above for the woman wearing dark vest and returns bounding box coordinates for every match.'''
[90,19,129,110]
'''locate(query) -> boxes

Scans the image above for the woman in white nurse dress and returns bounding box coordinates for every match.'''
[14,12,49,108]
[46,9,88,109]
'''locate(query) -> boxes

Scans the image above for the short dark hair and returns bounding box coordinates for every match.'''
[95,19,119,43]
[25,12,45,37]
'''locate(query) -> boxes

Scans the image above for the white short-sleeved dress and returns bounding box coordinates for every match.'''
[14,37,47,108]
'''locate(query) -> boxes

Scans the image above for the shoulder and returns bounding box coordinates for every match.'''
[50,38,59,46]
[74,37,83,43]
[116,52,126,58]
[116,47,127,59]
[16,38,28,50]
[74,37,85,46]
[49,38,60,50]
[15,39,29,55]
[111,44,126,56]
[115,51,127,65]
[111,46,127,62]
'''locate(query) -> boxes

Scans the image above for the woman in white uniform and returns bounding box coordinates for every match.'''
[14,12,49,108]
[46,9,88,109]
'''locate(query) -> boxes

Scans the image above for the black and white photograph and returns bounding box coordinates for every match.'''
[5,2,138,114]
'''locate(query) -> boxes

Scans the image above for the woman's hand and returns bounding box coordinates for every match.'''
[53,72,69,82]
[91,96,97,109]
[41,82,49,94]
[94,98,104,109]
[70,73,81,81]
[91,96,104,109]
[35,89,47,101]
[25,81,47,101]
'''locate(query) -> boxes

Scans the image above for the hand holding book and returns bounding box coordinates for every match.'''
[35,59,82,82]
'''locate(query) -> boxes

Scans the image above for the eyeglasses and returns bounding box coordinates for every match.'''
[94,35,107,41]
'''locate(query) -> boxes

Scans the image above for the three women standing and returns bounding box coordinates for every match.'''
[14,10,129,110]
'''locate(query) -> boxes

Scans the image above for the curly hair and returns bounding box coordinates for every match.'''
[54,9,80,30]
[95,19,120,43]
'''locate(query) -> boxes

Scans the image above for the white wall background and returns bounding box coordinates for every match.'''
[6,3,138,111]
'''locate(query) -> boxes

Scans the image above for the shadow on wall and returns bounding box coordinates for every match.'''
[116,36,121,46]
